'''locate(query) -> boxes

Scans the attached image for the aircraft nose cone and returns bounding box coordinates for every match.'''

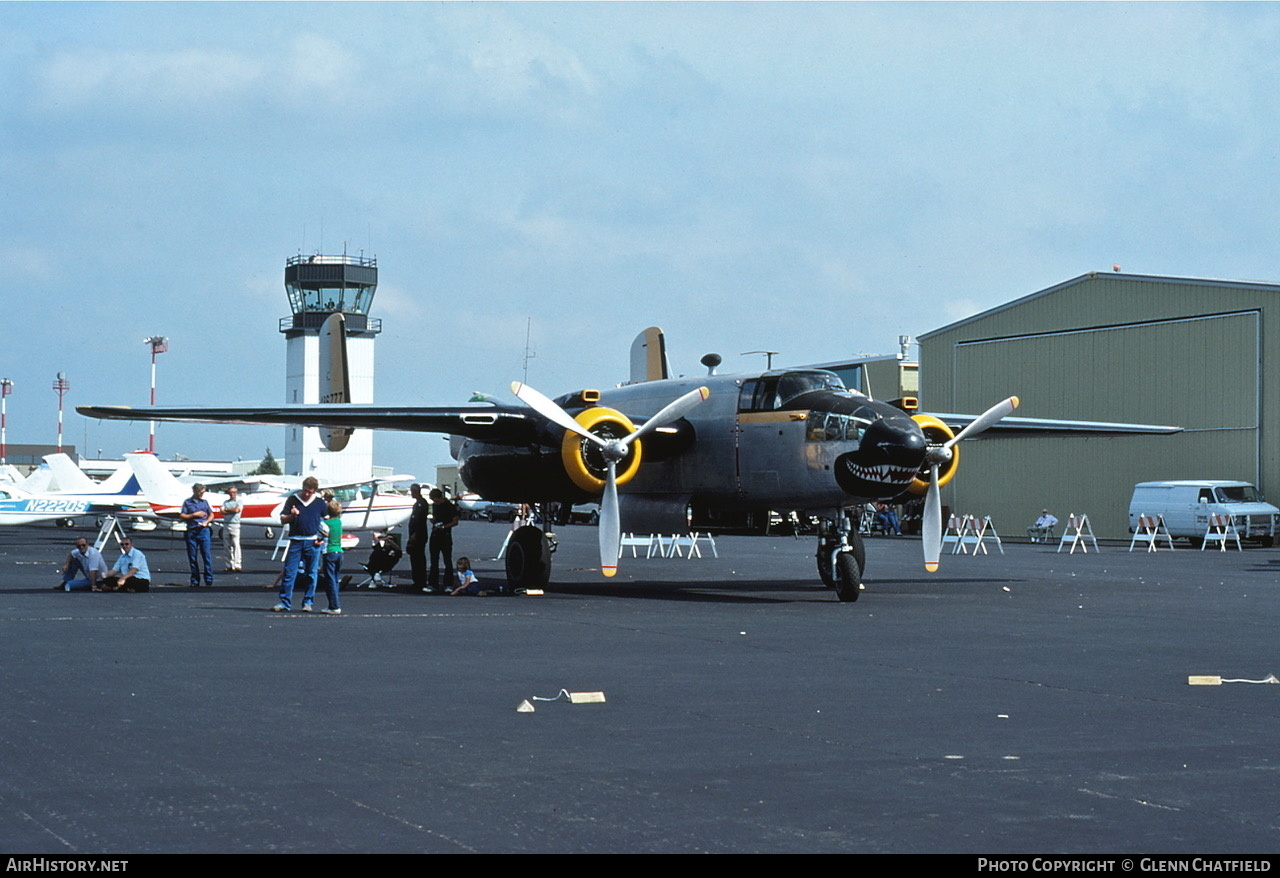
[860,417,927,466]
[833,416,927,498]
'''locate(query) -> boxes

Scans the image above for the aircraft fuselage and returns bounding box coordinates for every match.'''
[454,369,929,518]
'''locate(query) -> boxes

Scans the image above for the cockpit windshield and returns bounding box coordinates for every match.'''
[739,371,853,414]
[775,371,846,406]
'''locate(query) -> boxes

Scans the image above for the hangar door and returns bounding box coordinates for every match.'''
[945,311,1263,538]
[951,310,1260,433]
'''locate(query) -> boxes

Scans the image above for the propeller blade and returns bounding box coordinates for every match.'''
[624,386,711,445]
[945,396,1020,448]
[599,461,620,577]
[923,464,942,573]
[510,381,603,445]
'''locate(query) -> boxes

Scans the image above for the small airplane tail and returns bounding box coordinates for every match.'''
[42,453,100,494]
[629,326,670,384]
[17,463,53,494]
[124,452,190,508]
[96,461,137,495]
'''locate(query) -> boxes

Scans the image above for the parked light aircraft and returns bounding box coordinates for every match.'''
[122,452,417,533]
[80,327,1180,600]
[0,456,149,526]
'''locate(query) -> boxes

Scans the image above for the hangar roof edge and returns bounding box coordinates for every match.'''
[918,271,1280,341]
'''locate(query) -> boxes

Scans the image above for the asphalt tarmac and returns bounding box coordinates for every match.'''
[2,521,1278,854]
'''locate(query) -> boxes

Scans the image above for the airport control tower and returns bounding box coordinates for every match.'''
[280,253,381,483]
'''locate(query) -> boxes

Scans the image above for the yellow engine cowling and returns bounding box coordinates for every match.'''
[560,407,643,493]
[907,414,959,496]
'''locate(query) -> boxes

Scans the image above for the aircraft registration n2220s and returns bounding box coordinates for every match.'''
[79,327,1180,601]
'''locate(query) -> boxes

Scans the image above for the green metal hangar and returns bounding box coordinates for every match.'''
[917,271,1279,540]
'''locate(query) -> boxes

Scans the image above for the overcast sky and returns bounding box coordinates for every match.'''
[4,1,1279,476]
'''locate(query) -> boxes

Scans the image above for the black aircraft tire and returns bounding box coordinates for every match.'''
[835,552,861,603]
[817,531,866,589]
[505,525,551,590]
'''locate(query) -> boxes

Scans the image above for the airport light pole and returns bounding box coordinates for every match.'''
[145,336,169,453]
[0,379,12,464]
[52,372,69,453]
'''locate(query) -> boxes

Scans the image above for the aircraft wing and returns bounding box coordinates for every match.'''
[934,413,1182,437]
[77,403,541,444]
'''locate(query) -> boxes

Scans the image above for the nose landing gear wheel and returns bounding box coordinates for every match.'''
[817,529,865,589]
[835,553,861,603]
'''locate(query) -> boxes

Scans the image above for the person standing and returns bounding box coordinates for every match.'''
[407,483,430,592]
[318,500,344,615]
[58,537,109,591]
[426,488,460,593]
[222,485,243,572]
[274,476,325,611]
[102,536,152,592]
[180,483,215,587]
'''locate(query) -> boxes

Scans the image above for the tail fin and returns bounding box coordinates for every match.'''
[42,453,99,493]
[320,312,353,452]
[124,452,189,507]
[96,462,135,495]
[19,463,53,494]
[629,326,670,383]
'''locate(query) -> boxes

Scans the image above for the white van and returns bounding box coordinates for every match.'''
[1129,481,1278,545]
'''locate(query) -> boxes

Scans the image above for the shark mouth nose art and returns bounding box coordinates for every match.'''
[840,461,917,485]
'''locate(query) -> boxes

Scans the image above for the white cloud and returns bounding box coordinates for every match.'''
[39,47,263,109]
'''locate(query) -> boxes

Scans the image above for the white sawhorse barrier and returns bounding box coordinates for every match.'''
[943,514,1004,556]
[1128,514,1175,552]
[619,533,664,559]
[941,515,964,554]
[970,516,1004,555]
[1202,514,1243,551]
[1057,513,1100,554]
[619,533,719,560]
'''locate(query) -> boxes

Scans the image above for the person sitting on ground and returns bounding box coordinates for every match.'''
[448,557,482,596]
[101,536,151,592]
[1027,509,1059,542]
[59,537,109,591]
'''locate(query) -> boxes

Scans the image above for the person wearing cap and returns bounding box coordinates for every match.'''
[180,483,215,586]
[1027,509,1058,543]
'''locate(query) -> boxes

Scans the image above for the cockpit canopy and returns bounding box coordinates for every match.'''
[738,370,859,413]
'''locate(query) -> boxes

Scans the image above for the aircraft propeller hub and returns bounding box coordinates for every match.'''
[924,445,953,467]
[602,438,630,462]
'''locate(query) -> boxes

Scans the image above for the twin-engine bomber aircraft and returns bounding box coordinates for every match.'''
[79,327,1180,600]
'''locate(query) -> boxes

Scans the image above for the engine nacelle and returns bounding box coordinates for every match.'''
[560,406,643,494]
[907,414,960,496]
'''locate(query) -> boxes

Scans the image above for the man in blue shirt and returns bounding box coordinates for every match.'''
[273,476,325,611]
[180,484,215,587]
[103,536,152,592]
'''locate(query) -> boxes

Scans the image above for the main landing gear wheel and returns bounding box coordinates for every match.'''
[505,525,551,590]
[835,553,861,603]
